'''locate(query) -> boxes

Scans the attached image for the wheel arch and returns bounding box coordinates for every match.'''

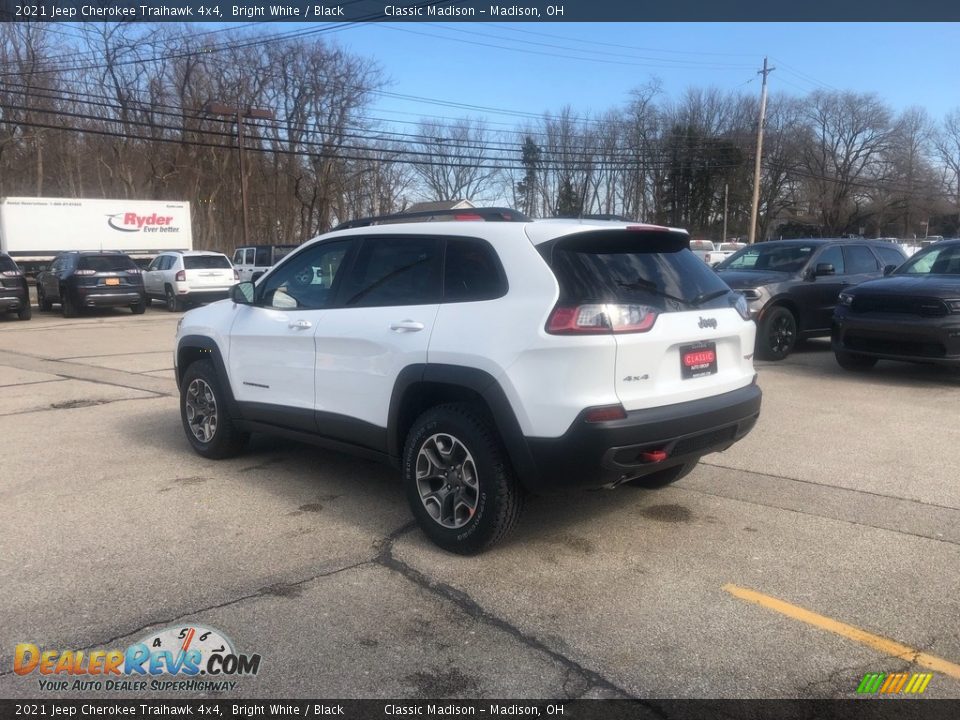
[176,336,241,419]
[760,296,801,329]
[388,364,537,484]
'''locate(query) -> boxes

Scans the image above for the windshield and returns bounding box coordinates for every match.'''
[718,243,815,273]
[897,243,960,275]
[77,255,137,272]
[184,255,231,270]
[548,232,731,311]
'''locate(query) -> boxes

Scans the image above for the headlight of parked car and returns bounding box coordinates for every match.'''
[734,293,751,320]
[838,292,854,306]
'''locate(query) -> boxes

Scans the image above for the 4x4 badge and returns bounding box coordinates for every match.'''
[698,317,717,329]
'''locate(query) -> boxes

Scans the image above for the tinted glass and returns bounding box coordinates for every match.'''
[184,255,231,270]
[244,249,255,265]
[339,237,442,307]
[260,240,352,310]
[273,247,295,262]
[444,239,506,302]
[898,244,960,275]
[0,255,19,272]
[548,233,730,312]
[720,244,815,272]
[77,255,137,272]
[816,246,845,274]
[255,248,271,266]
[844,245,879,274]
[876,246,906,268]
[232,250,243,265]
[147,257,162,271]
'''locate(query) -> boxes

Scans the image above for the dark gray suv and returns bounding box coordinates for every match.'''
[716,239,907,360]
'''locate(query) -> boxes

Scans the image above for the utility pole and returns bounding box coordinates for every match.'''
[723,182,729,243]
[748,56,774,244]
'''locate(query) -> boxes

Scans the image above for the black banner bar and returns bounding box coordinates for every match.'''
[2,0,960,22]
[2,700,960,720]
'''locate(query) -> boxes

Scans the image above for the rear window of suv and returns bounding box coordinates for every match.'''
[0,255,18,273]
[545,231,731,311]
[184,255,231,270]
[77,255,137,272]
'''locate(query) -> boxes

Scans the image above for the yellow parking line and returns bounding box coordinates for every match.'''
[723,584,960,681]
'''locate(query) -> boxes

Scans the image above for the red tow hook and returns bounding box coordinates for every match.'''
[640,449,669,463]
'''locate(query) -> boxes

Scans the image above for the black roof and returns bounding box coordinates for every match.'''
[757,238,905,246]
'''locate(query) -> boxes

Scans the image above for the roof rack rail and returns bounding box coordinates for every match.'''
[333,206,529,231]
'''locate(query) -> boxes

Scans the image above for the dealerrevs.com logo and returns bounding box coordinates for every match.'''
[107,212,181,234]
[14,624,261,693]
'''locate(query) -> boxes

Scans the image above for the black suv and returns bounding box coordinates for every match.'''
[0,252,31,321]
[36,251,147,317]
[716,239,907,360]
[833,239,960,369]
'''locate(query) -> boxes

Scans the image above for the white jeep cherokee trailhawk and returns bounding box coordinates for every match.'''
[174,211,761,554]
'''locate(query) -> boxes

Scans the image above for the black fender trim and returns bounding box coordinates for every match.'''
[176,335,242,420]
[387,364,538,487]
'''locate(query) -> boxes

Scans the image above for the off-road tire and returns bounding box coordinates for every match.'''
[17,303,32,320]
[179,360,249,459]
[130,299,147,314]
[402,403,523,555]
[38,287,52,312]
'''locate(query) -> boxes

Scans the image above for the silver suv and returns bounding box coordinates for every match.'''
[144,251,236,312]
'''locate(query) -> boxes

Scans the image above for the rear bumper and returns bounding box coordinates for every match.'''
[522,383,762,491]
[832,308,960,365]
[78,290,144,307]
[177,288,231,302]
[0,293,27,311]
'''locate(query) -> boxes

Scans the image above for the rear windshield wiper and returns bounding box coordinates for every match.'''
[616,279,729,307]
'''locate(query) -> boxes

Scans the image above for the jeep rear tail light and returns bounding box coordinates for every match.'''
[233,269,240,281]
[74,269,96,276]
[175,270,186,281]
[0,270,22,277]
[546,304,657,334]
[126,268,141,275]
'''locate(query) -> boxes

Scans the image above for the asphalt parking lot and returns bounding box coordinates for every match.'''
[1,305,959,700]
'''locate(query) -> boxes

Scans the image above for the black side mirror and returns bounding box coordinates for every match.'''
[883,264,897,276]
[815,263,835,277]
[231,282,255,305]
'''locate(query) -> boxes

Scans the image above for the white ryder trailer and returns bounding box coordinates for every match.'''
[0,197,193,274]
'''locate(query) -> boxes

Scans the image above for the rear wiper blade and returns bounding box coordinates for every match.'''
[617,279,729,307]
[616,278,689,305]
[688,289,731,306]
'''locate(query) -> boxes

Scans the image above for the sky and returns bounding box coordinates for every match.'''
[307,22,960,126]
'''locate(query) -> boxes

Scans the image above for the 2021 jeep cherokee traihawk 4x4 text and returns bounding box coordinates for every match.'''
[175,214,761,553]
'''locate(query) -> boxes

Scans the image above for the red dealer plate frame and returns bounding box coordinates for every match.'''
[680,341,718,379]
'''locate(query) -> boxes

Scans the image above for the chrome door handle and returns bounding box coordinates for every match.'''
[390,320,425,332]
[288,319,313,330]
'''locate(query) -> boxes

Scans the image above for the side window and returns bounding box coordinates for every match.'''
[844,245,880,274]
[338,236,443,308]
[259,240,352,310]
[158,256,171,271]
[147,257,161,271]
[876,246,905,268]
[815,246,845,275]
[255,247,271,267]
[244,249,255,265]
[233,250,244,265]
[444,238,507,302]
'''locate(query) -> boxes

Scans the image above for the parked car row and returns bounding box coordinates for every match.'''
[2,246,293,320]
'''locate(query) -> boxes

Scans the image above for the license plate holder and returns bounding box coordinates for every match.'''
[680,341,717,379]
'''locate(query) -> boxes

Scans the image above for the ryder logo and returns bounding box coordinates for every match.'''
[107,212,178,234]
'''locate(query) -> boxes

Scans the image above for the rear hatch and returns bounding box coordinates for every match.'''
[0,255,26,295]
[75,254,142,292]
[543,229,756,410]
[183,255,234,289]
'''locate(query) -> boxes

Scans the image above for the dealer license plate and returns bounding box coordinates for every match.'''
[680,341,717,379]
